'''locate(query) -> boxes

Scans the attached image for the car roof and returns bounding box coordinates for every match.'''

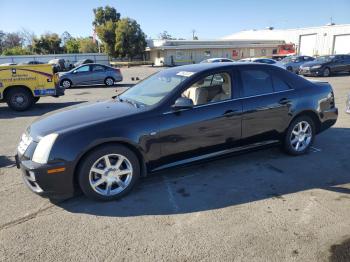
[76,63,109,68]
[163,62,277,74]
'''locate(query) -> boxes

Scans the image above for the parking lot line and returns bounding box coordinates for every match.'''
[310,146,322,153]
[163,176,180,212]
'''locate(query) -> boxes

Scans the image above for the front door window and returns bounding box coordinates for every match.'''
[181,72,232,106]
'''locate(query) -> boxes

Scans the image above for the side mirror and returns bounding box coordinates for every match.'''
[171,97,194,110]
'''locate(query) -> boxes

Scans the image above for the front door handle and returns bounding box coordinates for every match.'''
[223,109,238,117]
[279,98,291,105]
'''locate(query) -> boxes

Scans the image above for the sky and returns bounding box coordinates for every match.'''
[0,0,349,40]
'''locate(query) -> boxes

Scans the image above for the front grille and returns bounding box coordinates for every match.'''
[22,170,43,193]
[17,133,32,155]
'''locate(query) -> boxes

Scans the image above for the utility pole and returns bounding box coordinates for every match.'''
[192,29,196,40]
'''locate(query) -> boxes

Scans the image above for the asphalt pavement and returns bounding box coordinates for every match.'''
[0,66,349,262]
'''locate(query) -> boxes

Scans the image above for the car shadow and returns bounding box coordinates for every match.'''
[305,72,350,78]
[70,83,134,89]
[0,155,15,168]
[0,101,87,119]
[56,127,350,217]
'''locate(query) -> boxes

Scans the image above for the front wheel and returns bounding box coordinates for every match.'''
[78,144,140,201]
[60,79,72,88]
[283,116,315,155]
[323,67,331,77]
[287,66,293,73]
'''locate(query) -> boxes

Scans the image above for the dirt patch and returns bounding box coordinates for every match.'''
[329,238,350,262]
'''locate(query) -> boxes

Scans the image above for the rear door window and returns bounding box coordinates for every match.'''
[92,65,106,72]
[272,75,291,92]
[240,69,273,97]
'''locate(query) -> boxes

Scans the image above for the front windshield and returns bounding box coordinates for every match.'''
[119,69,194,106]
[315,55,334,62]
[282,56,296,63]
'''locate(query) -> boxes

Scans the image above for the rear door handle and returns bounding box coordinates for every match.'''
[279,98,291,105]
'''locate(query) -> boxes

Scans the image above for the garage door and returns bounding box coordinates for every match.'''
[333,34,350,54]
[299,34,317,56]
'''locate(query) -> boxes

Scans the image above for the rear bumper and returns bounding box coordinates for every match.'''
[319,107,338,132]
[115,75,123,82]
[33,87,65,98]
[55,86,65,97]
[15,154,74,199]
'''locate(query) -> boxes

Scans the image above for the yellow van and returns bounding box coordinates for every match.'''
[0,64,64,111]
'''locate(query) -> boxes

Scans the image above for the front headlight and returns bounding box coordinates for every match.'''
[32,133,58,164]
[311,65,322,69]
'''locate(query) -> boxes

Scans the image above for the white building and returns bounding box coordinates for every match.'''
[222,24,350,56]
[146,39,284,66]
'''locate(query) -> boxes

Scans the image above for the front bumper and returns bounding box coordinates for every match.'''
[15,154,75,199]
[299,67,323,76]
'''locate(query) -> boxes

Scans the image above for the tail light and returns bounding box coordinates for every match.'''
[328,91,335,108]
[114,68,121,74]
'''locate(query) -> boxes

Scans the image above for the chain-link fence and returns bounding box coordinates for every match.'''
[0,53,110,65]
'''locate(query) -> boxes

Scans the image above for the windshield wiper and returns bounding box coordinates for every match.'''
[122,97,139,108]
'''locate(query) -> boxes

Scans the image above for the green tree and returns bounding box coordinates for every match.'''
[93,6,120,26]
[93,6,120,57]
[3,32,23,48]
[78,37,98,53]
[33,33,62,54]
[158,31,174,40]
[61,31,73,46]
[95,20,117,56]
[115,18,147,60]
[65,38,80,53]
[0,30,5,53]
[2,46,31,55]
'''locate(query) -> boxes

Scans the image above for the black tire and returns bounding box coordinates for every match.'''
[34,97,40,103]
[283,116,315,156]
[6,87,34,111]
[78,144,140,201]
[104,77,115,87]
[60,79,72,88]
[287,66,293,73]
[322,67,331,77]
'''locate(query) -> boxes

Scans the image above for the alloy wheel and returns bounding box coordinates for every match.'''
[11,93,27,108]
[89,154,133,196]
[323,68,330,77]
[290,121,312,152]
[62,80,71,88]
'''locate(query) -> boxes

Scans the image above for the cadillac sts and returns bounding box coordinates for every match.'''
[15,63,338,201]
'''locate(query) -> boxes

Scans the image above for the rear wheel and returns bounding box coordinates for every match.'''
[78,144,140,201]
[104,77,115,87]
[283,116,315,155]
[6,87,34,111]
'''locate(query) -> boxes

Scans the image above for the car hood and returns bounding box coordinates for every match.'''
[301,61,326,67]
[27,100,139,140]
[57,71,70,77]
